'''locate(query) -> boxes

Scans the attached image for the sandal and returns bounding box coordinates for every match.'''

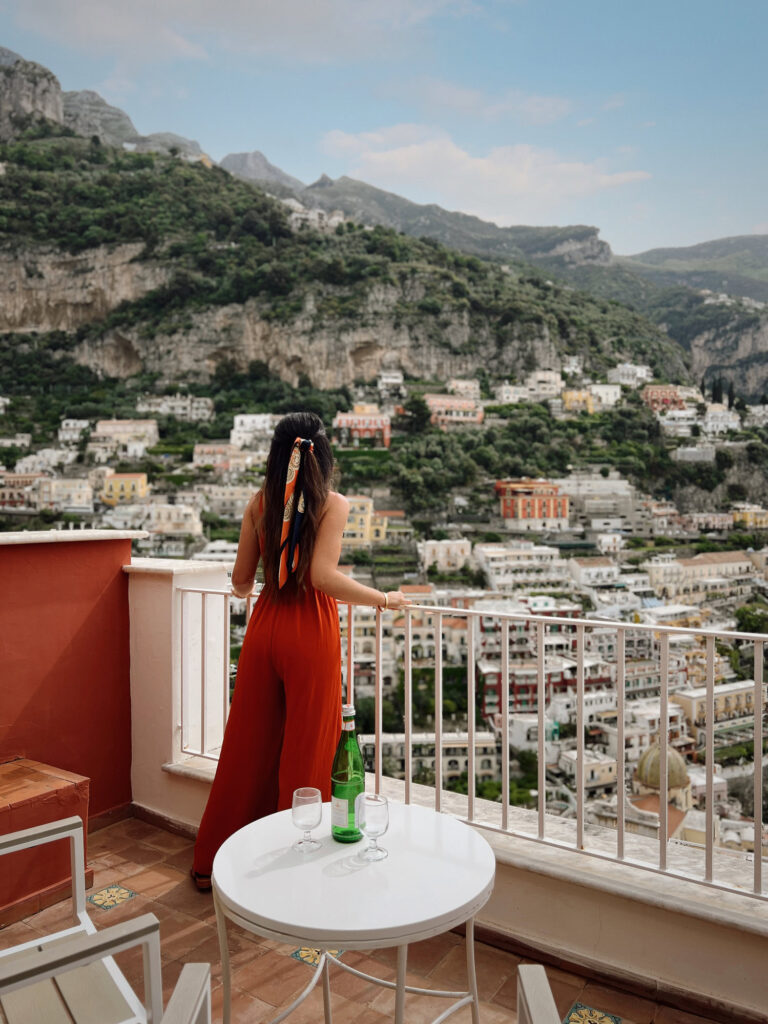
[190,869,212,892]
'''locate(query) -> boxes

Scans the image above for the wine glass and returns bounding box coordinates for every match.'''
[355,793,389,861]
[292,787,322,852]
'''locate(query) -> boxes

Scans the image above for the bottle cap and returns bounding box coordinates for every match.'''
[341,704,355,717]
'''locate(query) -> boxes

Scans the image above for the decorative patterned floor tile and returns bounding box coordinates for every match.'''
[292,947,343,967]
[563,1003,622,1024]
[87,884,138,910]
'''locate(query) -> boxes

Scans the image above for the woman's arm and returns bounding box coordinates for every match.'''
[310,493,409,610]
[230,494,261,598]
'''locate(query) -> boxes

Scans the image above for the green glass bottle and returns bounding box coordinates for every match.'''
[331,703,364,843]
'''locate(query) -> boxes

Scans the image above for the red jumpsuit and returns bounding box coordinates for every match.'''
[192,583,342,876]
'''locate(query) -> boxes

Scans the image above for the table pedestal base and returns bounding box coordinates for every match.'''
[215,898,481,1024]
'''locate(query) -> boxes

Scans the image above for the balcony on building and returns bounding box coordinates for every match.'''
[2,530,768,1023]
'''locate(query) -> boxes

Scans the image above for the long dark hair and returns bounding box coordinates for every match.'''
[258,412,334,595]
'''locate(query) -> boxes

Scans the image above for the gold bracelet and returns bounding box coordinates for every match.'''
[382,592,388,610]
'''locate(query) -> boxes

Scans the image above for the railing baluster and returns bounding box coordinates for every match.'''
[347,603,355,707]
[434,612,443,813]
[501,620,510,831]
[659,633,669,871]
[537,620,545,840]
[705,635,715,882]
[375,608,383,796]
[404,608,413,805]
[467,613,476,823]
[754,640,764,895]
[617,628,626,860]
[576,623,584,850]
[200,593,207,757]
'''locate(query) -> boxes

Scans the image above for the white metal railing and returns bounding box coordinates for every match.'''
[177,586,767,900]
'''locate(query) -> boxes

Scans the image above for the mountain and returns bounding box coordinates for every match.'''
[0,45,62,141]
[0,45,209,161]
[623,235,768,304]
[62,90,138,147]
[301,174,612,267]
[220,150,305,193]
[0,136,688,394]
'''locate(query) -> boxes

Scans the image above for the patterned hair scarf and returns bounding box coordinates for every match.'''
[278,437,314,588]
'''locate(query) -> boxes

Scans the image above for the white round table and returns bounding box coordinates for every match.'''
[212,801,496,1024]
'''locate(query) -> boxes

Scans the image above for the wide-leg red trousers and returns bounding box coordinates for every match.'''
[192,586,342,876]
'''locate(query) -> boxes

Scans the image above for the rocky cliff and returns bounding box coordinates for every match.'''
[0,244,170,334]
[0,47,62,141]
[72,280,561,388]
[62,90,138,146]
[689,309,768,401]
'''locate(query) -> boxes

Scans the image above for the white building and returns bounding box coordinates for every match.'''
[558,748,617,793]
[229,414,277,449]
[493,383,530,404]
[191,540,238,563]
[589,383,622,409]
[0,433,31,448]
[447,378,481,400]
[0,396,10,414]
[417,538,472,573]
[473,541,569,592]
[549,689,616,726]
[102,502,203,537]
[596,533,626,555]
[136,393,214,421]
[525,370,564,399]
[15,448,78,473]
[58,419,90,444]
[561,355,583,377]
[607,363,653,388]
[197,484,254,520]
[658,407,699,438]
[377,370,405,400]
[569,556,620,588]
[94,419,159,446]
[702,403,740,436]
[601,698,690,763]
[671,445,716,463]
[33,477,94,514]
[357,732,499,784]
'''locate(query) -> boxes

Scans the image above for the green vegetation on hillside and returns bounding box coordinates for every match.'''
[0,138,686,378]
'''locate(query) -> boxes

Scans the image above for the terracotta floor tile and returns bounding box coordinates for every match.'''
[0,920,41,951]
[232,949,311,1006]
[159,847,196,873]
[153,879,217,922]
[451,999,517,1023]
[328,951,397,1005]
[87,828,137,858]
[210,982,283,1024]
[428,940,514,1002]
[548,977,586,1018]
[120,865,189,899]
[159,918,215,961]
[581,981,658,1024]
[492,973,518,1012]
[187,926,266,984]
[142,831,194,855]
[111,819,166,842]
[406,931,464,976]
[368,969,463,1022]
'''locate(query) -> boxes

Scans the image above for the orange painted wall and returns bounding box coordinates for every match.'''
[0,538,133,817]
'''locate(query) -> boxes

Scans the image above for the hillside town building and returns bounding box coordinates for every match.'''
[495,478,569,531]
[332,405,391,448]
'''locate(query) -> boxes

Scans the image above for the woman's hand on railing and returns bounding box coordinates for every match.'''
[384,591,411,611]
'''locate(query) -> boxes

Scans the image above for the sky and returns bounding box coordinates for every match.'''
[0,0,766,254]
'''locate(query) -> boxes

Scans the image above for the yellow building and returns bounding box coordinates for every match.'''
[562,389,595,415]
[341,496,388,547]
[731,502,768,529]
[671,680,764,748]
[101,473,148,507]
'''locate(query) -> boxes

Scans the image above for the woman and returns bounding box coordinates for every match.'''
[191,411,410,889]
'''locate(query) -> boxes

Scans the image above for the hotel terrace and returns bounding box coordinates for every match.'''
[2,531,768,1023]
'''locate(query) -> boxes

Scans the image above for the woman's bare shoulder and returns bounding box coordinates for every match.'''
[323,491,349,515]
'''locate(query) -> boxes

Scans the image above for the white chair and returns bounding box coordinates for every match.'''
[0,816,210,1024]
[517,963,560,1024]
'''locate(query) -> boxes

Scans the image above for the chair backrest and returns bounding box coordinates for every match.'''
[517,964,560,1024]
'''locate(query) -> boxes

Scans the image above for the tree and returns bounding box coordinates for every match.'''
[727,380,736,410]
[401,394,432,435]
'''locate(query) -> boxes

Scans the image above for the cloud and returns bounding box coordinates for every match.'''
[753,222,768,235]
[321,123,651,223]
[603,94,626,111]
[7,0,469,65]
[393,76,572,125]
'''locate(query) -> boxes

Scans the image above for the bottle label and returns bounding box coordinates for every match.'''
[331,795,349,827]
[341,720,355,731]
